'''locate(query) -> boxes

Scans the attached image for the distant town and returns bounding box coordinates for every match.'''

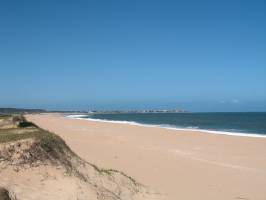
[0,108,188,115]
[87,109,188,114]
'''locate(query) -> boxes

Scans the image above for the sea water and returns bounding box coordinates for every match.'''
[68,112,266,137]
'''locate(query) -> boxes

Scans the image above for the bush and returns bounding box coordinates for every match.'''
[18,121,36,128]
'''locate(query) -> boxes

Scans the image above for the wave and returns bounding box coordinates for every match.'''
[66,115,266,138]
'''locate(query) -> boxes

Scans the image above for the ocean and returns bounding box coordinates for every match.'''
[69,112,266,137]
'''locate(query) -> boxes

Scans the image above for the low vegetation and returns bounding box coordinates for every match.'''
[0,187,12,200]
[0,114,148,200]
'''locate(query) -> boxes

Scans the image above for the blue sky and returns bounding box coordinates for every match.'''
[0,0,265,112]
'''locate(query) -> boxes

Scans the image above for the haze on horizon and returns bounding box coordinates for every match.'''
[0,0,265,112]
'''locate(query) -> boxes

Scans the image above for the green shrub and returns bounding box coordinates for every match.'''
[18,121,36,128]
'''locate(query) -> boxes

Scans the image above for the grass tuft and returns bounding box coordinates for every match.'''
[0,115,139,187]
[0,187,11,200]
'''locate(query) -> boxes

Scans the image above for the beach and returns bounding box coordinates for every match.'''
[27,113,266,200]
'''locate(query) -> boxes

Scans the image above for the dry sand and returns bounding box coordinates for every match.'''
[27,114,266,200]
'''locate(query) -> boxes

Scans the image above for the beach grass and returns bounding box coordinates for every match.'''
[0,187,11,200]
[0,114,139,188]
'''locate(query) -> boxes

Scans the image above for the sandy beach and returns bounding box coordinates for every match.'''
[26,114,266,200]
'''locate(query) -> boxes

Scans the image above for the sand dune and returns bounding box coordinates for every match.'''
[0,115,161,200]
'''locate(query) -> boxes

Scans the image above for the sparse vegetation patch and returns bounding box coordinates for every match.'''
[0,187,11,200]
[0,115,146,200]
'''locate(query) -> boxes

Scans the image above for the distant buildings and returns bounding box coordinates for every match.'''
[87,109,188,114]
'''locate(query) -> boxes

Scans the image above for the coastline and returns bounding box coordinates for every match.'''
[26,113,266,200]
[67,114,266,138]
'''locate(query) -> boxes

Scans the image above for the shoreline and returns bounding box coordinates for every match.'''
[67,114,266,138]
[27,113,266,200]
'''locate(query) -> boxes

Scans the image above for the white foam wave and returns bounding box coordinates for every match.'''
[67,115,266,138]
[67,114,90,118]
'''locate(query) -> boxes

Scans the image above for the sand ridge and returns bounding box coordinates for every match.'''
[0,115,163,200]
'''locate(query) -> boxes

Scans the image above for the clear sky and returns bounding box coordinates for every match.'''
[0,0,265,112]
